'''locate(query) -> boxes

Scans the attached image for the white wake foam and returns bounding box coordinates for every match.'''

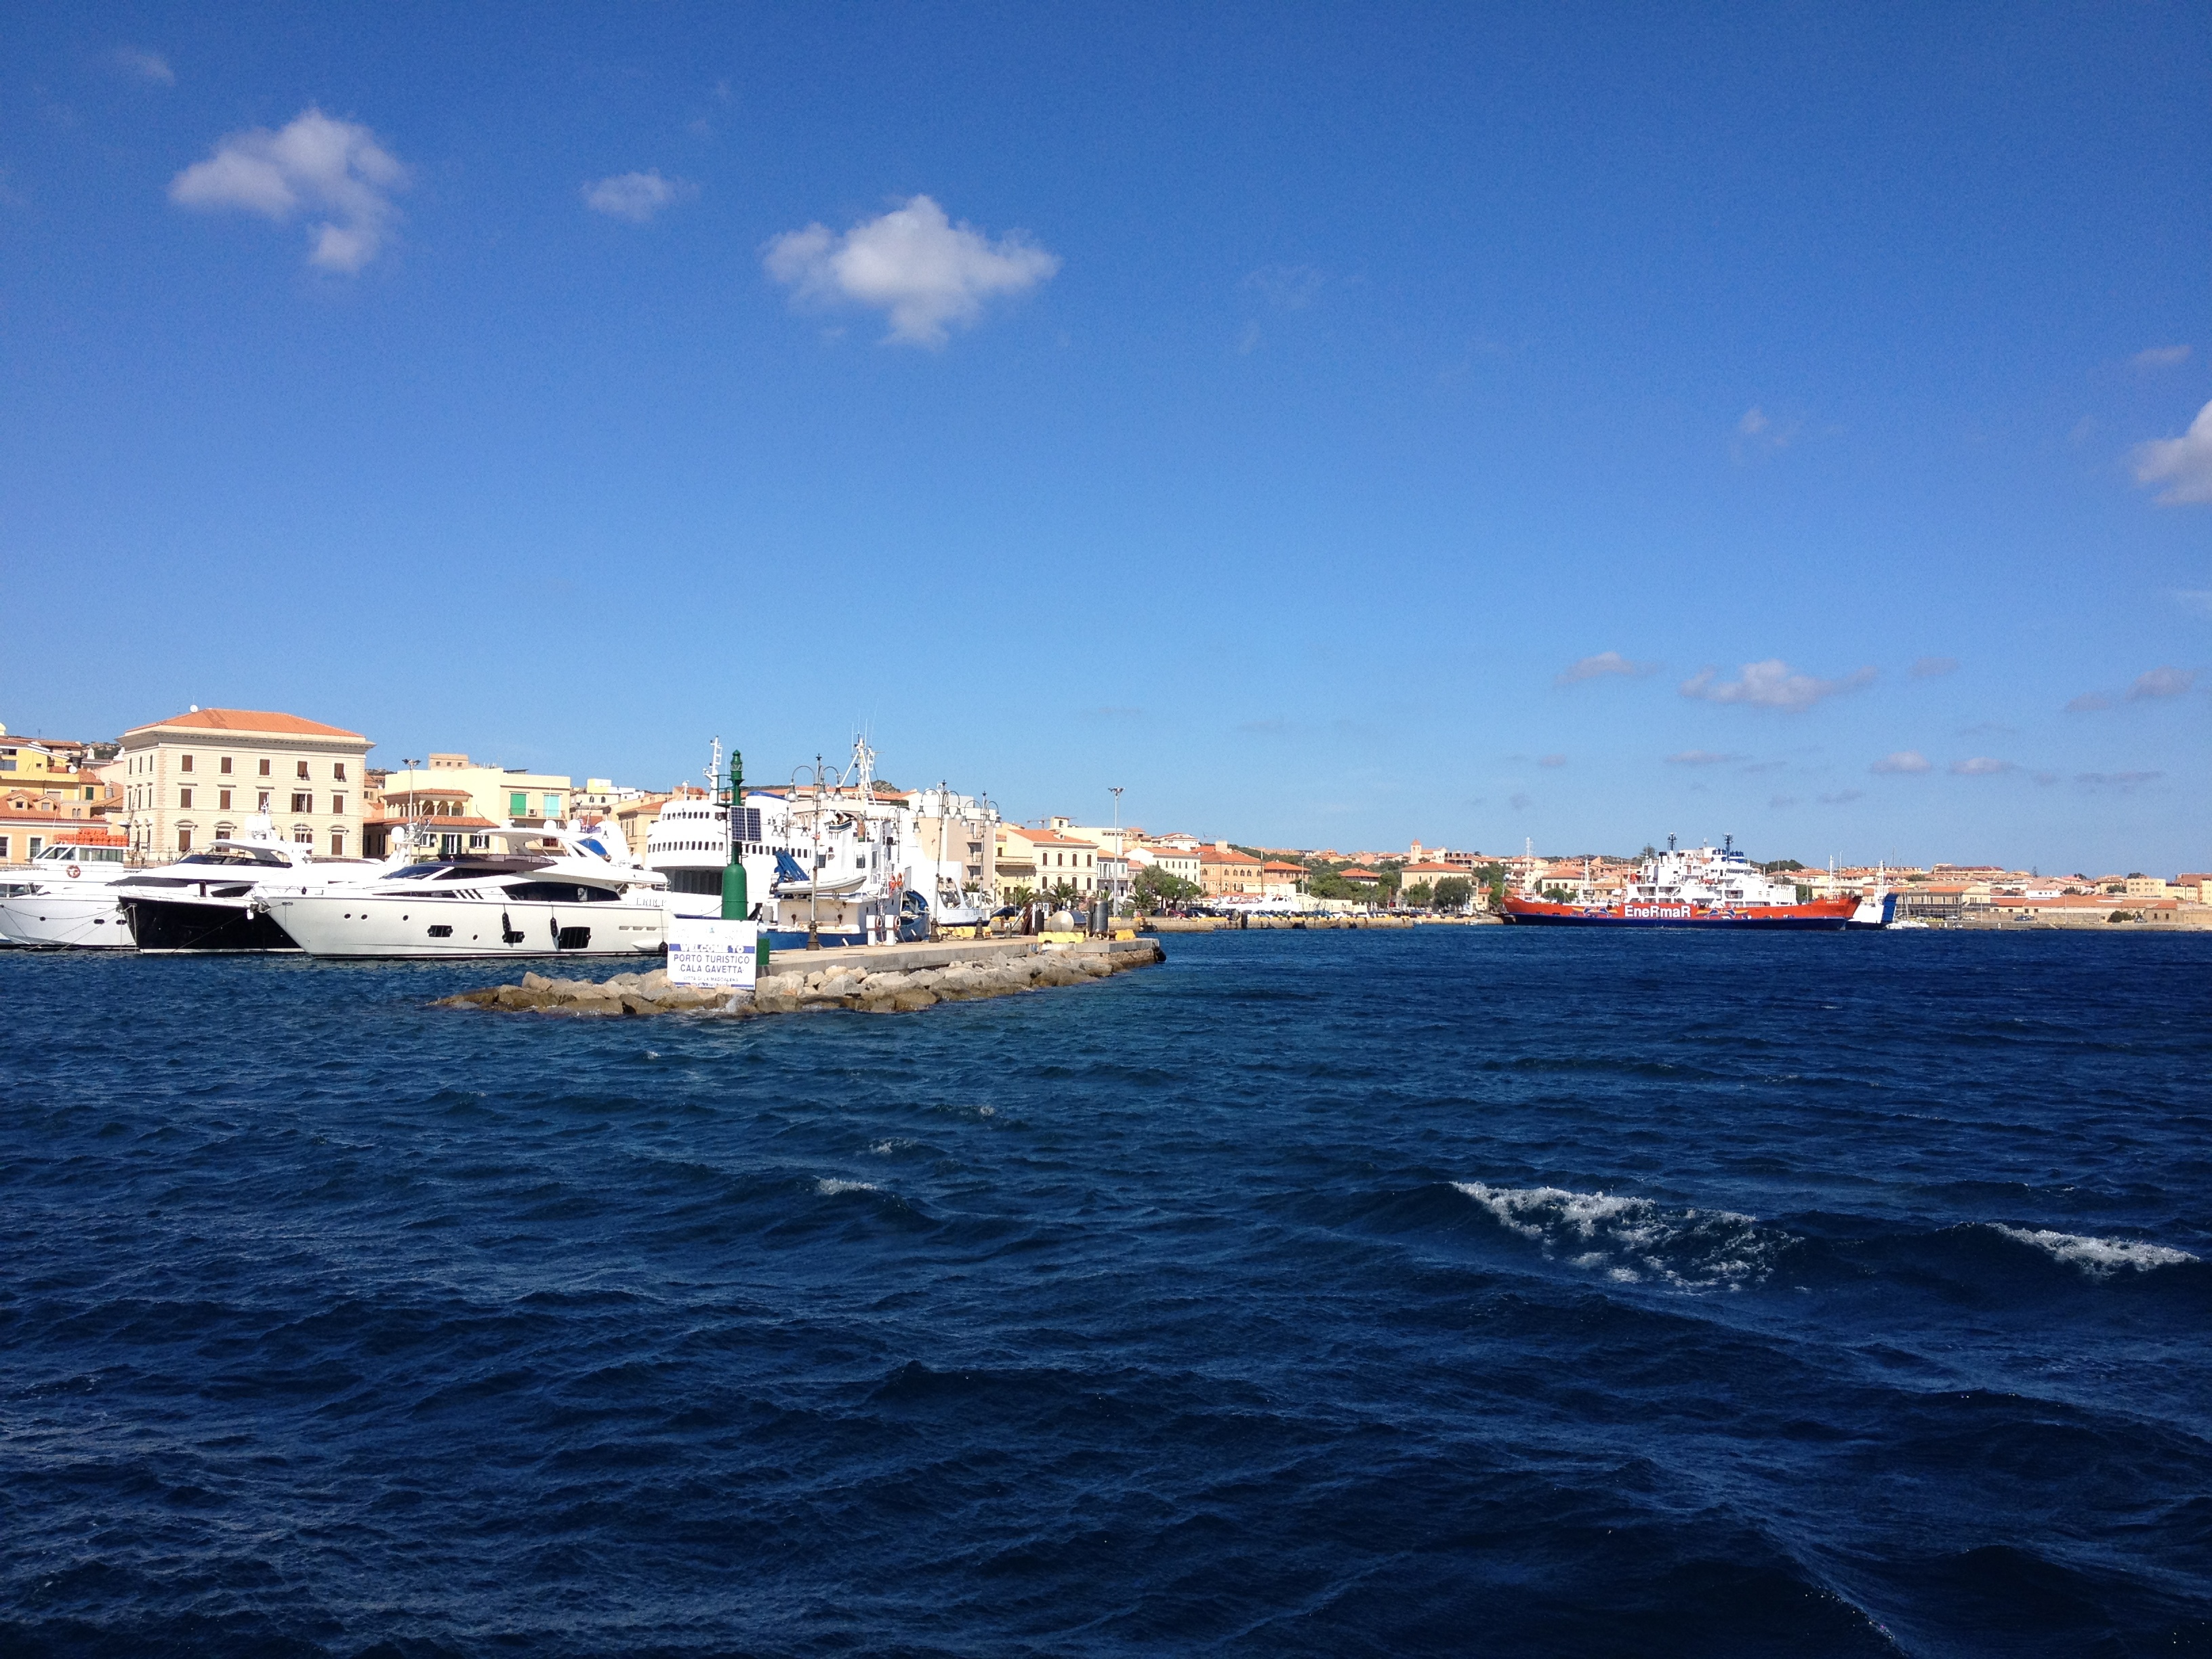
[1992,1225,2198,1279]
[1454,1181,1782,1290]
[816,1178,880,1195]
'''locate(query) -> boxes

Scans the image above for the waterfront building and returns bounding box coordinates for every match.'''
[117,708,372,859]
[1021,827,1101,895]
[0,730,61,781]
[374,754,573,830]
[1198,842,1263,897]
[1261,861,1306,900]
[1051,818,1137,857]
[1130,842,1204,890]
[1398,859,1463,901]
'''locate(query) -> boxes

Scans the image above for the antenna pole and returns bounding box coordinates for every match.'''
[720,741,748,922]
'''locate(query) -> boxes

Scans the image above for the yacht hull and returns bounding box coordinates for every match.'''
[264,891,668,958]
[0,890,135,949]
[123,897,301,952]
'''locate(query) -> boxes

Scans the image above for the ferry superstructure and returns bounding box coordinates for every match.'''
[1501,836,1859,929]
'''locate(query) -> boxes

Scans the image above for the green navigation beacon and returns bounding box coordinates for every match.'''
[719,747,748,922]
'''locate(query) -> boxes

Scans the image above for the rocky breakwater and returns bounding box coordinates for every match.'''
[434,938,1166,1019]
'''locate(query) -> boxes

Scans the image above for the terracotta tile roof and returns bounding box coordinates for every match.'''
[127,708,368,741]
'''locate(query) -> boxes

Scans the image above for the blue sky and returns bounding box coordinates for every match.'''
[3,4,2207,872]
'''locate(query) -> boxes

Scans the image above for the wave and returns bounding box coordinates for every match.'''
[1452,1181,1785,1291]
[1990,1225,2199,1279]
[1450,1183,2203,1296]
[815,1178,880,1195]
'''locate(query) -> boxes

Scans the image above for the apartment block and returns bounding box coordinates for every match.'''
[119,708,373,858]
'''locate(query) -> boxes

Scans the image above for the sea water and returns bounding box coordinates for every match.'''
[1,930,2207,1656]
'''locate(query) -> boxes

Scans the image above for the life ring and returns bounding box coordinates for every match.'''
[66,864,81,878]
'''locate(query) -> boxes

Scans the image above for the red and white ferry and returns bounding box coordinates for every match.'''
[1502,836,1858,930]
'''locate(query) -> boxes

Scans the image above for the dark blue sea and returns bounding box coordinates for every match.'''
[3,930,2209,1658]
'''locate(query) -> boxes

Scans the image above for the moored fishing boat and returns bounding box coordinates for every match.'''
[1501,836,1858,930]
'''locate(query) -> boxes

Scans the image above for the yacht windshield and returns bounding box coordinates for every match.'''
[179,848,291,867]
[381,863,451,881]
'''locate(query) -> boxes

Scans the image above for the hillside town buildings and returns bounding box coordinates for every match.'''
[4,710,2205,926]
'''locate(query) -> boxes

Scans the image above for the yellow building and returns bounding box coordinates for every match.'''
[998,825,1100,895]
[0,727,60,783]
[377,754,573,829]
[119,708,373,858]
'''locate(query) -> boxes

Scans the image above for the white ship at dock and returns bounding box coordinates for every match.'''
[647,738,997,949]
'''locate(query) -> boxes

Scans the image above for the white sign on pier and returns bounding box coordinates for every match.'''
[666,919,759,988]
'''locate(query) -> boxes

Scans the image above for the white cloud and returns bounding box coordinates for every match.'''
[1680,659,1876,712]
[1950,756,2013,776]
[1731,405,1802,462]
[1909,655,1959,678]
[169,107,406,272]
[2133,400,2212,505]
[1665,749,1742,766]
[762,194,1059,347]
[2066,691,2112,712]
[2172,589,2212,617]
[583,170,692,223]
[1557,650,1655,686]
[1244,264,1326,311]
[1870,751,1930,775]
[115,47,173,85]
[2127,665,2196,700]
[2132,344,2191,369]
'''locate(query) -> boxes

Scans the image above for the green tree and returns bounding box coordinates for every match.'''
[1132,865,1202,913]
[1004,884,1037,910]
[1046,878,1082,909]
[1433,876,1473,910]
[1404,881,1435,907]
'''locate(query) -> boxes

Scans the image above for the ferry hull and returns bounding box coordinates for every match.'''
[1501,897,1856,930]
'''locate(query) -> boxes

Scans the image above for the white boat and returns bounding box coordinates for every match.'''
[647,739,818,928]
[111,817,391,952]
[0,837,136,949]
[651,737,998,948]
[260,821,669,959]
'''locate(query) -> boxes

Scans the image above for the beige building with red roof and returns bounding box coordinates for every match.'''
[118,708,373,859]
[993,824,1103,895]
[1198,842,1263,897]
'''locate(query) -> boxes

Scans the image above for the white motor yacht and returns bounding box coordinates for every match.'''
[111,817,392,952]
[260,821,670,959]
[0,837,136,949]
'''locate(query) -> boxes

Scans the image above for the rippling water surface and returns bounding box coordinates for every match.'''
[3,930,2208,1656]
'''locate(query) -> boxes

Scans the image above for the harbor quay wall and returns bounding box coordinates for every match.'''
[434,935,1165,1018]
[1142,914,1500,932]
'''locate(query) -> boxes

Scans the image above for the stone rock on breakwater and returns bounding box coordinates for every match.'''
[434,939,1166,1019]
